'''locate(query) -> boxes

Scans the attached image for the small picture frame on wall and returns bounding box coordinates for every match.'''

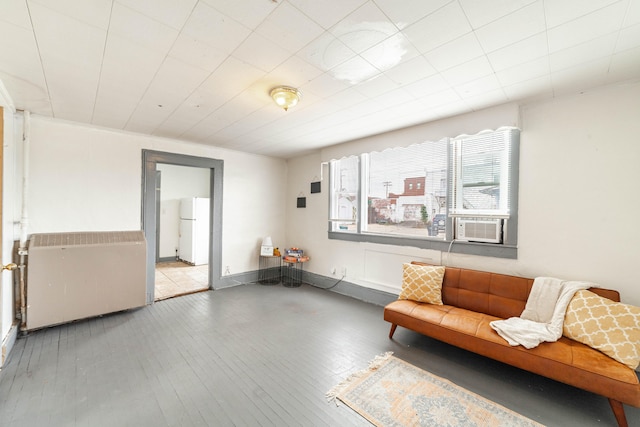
[297,197,306,208]
[310,181,321,194]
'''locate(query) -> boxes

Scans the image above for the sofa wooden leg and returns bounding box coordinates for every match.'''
[389,324,397,339]
[608,399,628,427]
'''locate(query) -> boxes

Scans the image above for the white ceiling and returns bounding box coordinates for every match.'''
[1,0,639,158]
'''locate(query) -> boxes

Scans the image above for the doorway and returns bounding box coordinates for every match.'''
[155,163,210,300]
[142,150,223,304]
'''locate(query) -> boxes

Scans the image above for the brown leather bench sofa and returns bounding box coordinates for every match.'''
[384,263,640,427]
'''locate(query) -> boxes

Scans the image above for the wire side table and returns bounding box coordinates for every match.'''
[282,258,308,288]
[258,255,281,285]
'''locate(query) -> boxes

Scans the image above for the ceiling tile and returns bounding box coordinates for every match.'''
[371,86,414,107]
[474,1,546,53]
[456,74,502,98]
[625,0,640,26]
[168,33,228,72]
[424,32,485,71]
[330,56,380,84]
[30,0,112,29]
[330,2,397,54]
[255,2,324,54]
[326,87,368,108]
[405,74,452,98]
[29,2,106,68]
[232,33,292,72]
[374,0,452,29]
[354,74,399,98]
[200,0,277,29]
[152,115,195,140]
[97,34,166,97]
[503,75,553,101]
[125,100,174,134]
[141,57,210,107]
[301,73,351,98]
[459,0,538,29]
[495,57,549,86]
[544,0,621,28]
[92,34,167,127]
[440,56,494,86]
[360,33,420,72]
[91,91,140,129]
[0,0,34,30]
[487,32,548,71]
[403,2,472,54]
[301,33,356,71]
[547,1,628,52]
[110,2,179,53]
[115,0,197,30]
[463,88,509,111]
[266,56,325,88]
[157,97,219,136]
[181,2,251,55]
[288,0,366,29]
[549,33,617,72]
[213,106,281,140]
[418,88,461,109]
[29,2,107,119]
[616,22,640,51]
[0,21,47,88]
[198,57,266,97]
[384,55,436,86]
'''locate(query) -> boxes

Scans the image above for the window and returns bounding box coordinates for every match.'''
[450,128,516,217]
[329,155,359,232]
[328,128,520,258]
[362,140,448,238]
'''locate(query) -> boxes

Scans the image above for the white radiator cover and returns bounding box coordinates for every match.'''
[26,231,147,331]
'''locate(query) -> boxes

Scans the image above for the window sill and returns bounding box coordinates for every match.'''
[328,231,517,259]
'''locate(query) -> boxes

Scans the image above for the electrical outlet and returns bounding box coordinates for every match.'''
[225,266,230,275]
[331,267,336,275]
[341,267,347,276]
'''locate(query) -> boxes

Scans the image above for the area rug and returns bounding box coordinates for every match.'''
[327,352,544,427]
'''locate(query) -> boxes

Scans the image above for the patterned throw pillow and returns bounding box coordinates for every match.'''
[398,263,445,305]
[563,290,640,370]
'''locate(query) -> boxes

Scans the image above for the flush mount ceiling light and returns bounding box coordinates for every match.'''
[270,86,302,111]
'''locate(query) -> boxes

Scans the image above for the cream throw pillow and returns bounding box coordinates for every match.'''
[399,263,445,305]
[563,290,640,370]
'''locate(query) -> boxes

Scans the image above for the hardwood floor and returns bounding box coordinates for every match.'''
[0,283,638,426]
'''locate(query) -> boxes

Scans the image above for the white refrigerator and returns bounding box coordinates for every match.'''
[179,197,210,265]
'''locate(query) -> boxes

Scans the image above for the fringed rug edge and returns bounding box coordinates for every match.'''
[326,351,393,405]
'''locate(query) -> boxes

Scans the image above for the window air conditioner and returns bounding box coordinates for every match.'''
[456,218,503,243]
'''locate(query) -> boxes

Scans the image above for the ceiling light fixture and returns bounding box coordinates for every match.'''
[270,86,302,111]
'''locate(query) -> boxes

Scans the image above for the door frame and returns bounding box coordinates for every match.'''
[142,150,224,304]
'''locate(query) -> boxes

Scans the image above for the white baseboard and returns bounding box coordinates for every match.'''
[1,323,18,369]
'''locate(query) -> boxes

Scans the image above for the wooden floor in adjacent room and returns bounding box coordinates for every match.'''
[0,283,638,426]
[154,261,209,301]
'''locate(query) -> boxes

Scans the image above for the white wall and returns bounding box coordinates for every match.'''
[16,114,287,278]
[286,81,640,307]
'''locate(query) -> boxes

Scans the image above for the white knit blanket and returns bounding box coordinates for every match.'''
[489,277,594,349]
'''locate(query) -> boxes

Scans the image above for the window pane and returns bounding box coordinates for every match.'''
[452,128,514,216]
[365,140,447,238]
[330,156,359,232]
